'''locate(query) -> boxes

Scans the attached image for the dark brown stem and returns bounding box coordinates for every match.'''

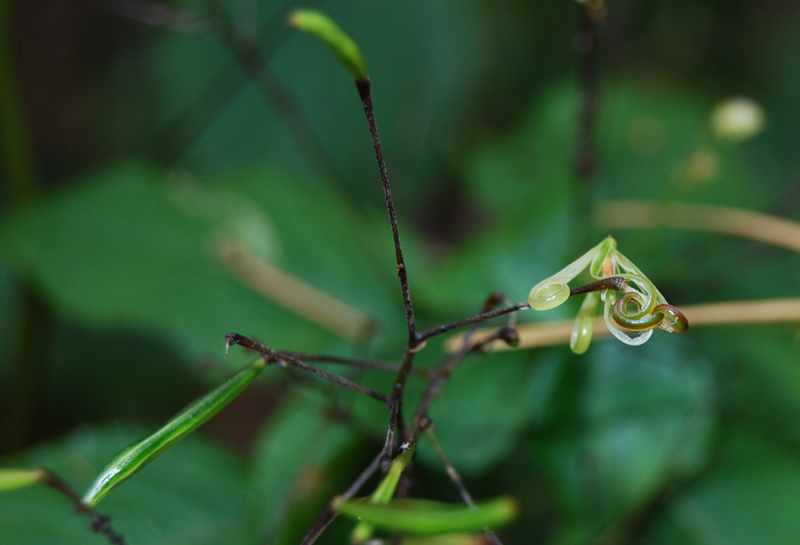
[414,293,514,428]
[423,430,503,545]
[569,276,626,296]
[356,79,418,347]
[39,469,126,545]
[225,333,391,405]
[298,449,384,545]
[417,301,530,342]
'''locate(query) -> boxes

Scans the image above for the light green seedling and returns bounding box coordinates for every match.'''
[351,441,417,543]
[83,357,268,507]
[334,495,519,535]
[0,468,46,492]
[529,236,688,354]
[289,10,368,82]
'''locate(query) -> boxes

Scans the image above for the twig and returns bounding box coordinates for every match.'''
[225,333,390,405]
[445,297,800,352]
[417,301,530,342]
[284,351,431,378]
[298,449,384,545]
[415,293,517,427]
[595,200,800,254]
[423,429,503,545]
[37,469,126,545]
[356,79,418,346]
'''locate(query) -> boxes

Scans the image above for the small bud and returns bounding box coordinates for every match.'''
[289,10,368,82]
[709,97,765,142]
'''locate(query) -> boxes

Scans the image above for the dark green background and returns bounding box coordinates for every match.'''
[1,0,800,543]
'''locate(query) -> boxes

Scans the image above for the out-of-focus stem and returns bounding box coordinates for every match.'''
[446,298,800,352]
[595,200,800,254]
[218,241,375,343]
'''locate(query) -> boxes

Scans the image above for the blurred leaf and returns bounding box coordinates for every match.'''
[535,336,716,536]
[650,429,800,545]
[249,398,359,541]
[0,162,401,369]
[419,350,565,474]
[0,425,255,545]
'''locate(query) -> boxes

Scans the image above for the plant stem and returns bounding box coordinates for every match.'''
[38,469,126,545]
[417,301,530,342]
[225,333,391,405]
[356,79,418,346]
[298,449,384,545]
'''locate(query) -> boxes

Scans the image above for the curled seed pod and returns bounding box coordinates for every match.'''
[289,10,368,82]
[603,290,654,346]
[655,304,689,333]
[570,292,600,355]
[83,357,267,507]
[529,281,570,311]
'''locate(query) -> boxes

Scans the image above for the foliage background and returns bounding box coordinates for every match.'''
[2,0,800,543]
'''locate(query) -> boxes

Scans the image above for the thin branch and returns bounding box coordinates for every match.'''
[415,293,516,427]
[417,302,530,342]
[356,79,418,346]
[445,297,800,352]
[225,333,390,405]
[283,351,431,378]
[298,449,384,545]
[423,430,503,545]
[38,469,126,545]
[596,200,800,254]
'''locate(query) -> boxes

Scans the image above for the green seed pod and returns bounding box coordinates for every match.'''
[528,281,570,311]
[352,442,417,543]
[570,292,599,355]
[334,496,519,535]
[589,236,617,278]
[289,10,369,82]
[83,357,267,507]
[0,469,45,492]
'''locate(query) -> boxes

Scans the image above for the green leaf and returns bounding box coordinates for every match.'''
[83,357,266,506]
[248,399,359,541]
[289,10,368,82]
[334,496,519,535]
[0,426,255,545]
[0,162,401,366]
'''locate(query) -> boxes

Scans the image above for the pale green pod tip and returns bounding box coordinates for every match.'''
[529,281,570,311]
[289,9,368,82]
[83,357,267,507]
[589,236,616,278]
[0,468,46,492]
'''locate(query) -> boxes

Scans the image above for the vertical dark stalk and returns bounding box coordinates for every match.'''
[356,78,421,466]
[574,0,605,183]
[356,79,418,345]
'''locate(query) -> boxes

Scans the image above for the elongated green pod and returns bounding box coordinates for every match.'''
[589,236,616,278]
[83,357,267,507]
[570,292,599,354]
[0,468,45,492]
[352,442,417,543]
[289,10,368,82]
[334,496,519,535]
